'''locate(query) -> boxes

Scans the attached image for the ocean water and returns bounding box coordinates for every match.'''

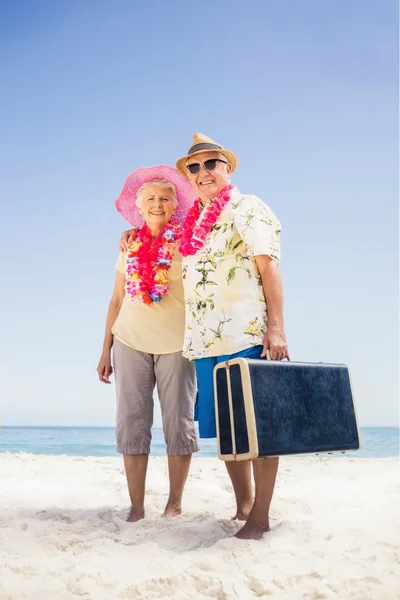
[0,426,398,458]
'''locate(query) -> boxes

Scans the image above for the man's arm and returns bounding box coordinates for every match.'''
[119,229,135,252]
[254,255,289,361]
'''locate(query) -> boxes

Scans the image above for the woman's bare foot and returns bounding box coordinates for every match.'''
[234,519,270,540]
[162,502,182,518]
[127,506,145,522]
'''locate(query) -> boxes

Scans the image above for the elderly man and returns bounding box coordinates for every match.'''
[120,133,289,540]
[176,133,289,540]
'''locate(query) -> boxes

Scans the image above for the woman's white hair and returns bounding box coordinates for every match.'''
[136,179,177,209]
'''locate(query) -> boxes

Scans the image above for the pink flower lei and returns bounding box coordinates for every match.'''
[179,185,234,256]
[125,219,181,304]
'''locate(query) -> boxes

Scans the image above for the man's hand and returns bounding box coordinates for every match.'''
[97,352,113,384]
[261,327,289,361]
[119,229,135,252]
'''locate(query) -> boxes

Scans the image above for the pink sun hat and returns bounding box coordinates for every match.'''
[115,164,197,228]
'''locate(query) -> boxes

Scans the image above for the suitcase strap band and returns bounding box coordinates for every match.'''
[225,363,237,457]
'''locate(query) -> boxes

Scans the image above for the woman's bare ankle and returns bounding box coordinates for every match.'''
[162,500,182,518]
[127,506,145,522]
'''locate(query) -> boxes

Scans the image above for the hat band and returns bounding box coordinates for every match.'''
[188,142,222,154]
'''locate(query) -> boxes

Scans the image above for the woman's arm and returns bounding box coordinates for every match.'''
[97,271,126,383]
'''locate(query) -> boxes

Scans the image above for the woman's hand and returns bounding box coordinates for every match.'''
[119,229,135,252]
[97,352,113,384]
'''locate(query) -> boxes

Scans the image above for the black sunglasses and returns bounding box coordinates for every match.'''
[186,158,227,175]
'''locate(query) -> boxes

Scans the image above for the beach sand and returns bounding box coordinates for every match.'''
[0,453,399,600]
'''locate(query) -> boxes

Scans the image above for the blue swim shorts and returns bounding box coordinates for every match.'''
[194,345,263,438]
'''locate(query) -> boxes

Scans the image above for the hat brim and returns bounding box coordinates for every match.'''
[115,165,197,228]
[176,149,238,179]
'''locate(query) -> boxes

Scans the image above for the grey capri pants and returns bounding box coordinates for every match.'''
[113,339,200,455]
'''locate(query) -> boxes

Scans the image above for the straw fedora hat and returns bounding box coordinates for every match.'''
[176,133,238,179]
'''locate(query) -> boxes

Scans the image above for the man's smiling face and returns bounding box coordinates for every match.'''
[186,151,232,203]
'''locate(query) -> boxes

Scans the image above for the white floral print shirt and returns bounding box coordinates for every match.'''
[182,187,281,360]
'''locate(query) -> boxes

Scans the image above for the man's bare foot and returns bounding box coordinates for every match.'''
[127,507,145,522]
[231,501,253,521]
[234,520,270,540]
[162,502,182,518]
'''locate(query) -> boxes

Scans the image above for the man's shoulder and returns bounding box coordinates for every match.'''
[228,189,281,229]
[229,189,271,212]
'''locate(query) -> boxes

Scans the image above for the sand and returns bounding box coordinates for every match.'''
[0,453,399,600]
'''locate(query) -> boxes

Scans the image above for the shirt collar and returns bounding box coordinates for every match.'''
[199,185,239,209]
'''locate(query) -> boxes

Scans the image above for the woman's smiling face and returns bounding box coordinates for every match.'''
[140,184,176,231]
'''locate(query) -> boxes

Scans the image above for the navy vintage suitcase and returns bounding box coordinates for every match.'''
[214,357,361,461]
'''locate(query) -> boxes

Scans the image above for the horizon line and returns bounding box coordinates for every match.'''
[1,425,398,430]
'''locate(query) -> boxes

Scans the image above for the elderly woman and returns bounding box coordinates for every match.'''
[97,165,199,522]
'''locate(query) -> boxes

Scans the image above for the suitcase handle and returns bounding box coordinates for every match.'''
[266,349,291,361]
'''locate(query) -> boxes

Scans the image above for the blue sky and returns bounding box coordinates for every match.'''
[0,0,398,428]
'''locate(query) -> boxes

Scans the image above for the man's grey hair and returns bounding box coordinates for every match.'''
[136,179,177,209]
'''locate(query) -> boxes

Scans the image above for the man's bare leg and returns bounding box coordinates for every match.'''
[163,454,192,517]
[225,460,253,520]
[123,454,148,522]
[235,457,279,539]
